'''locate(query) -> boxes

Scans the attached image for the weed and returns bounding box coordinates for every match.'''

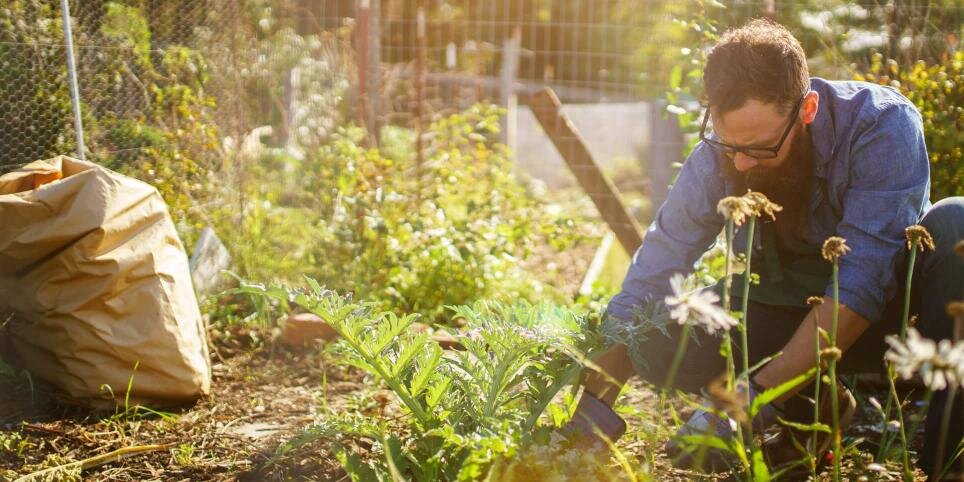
[0,430,35,459]
[173,443,196,467]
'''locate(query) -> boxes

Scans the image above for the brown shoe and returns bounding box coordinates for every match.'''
[761,380,857,479]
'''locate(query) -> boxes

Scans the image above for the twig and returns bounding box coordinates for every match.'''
[13,443,174,481]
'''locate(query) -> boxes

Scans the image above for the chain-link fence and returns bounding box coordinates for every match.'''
[1,1,230,169]
[1,1,960,173]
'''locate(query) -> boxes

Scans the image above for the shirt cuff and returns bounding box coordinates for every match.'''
[826,284,884,323]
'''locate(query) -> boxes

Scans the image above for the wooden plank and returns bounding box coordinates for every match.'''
[527,87,644,254]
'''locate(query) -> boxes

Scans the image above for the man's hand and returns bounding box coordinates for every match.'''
[753,297,870,401]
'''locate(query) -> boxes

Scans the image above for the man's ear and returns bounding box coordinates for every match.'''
[801,91,819,125]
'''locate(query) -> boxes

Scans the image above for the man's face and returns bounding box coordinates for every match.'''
[712,98,801,172]
[714,98,817,238]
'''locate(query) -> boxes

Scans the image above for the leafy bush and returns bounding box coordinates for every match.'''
[855,52,963,200]
[213,104,593,323]
[241,280,605,481]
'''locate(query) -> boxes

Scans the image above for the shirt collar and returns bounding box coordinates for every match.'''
[807,78,836,179]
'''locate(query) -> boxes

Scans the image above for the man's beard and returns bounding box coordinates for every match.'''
[721,127,815,240]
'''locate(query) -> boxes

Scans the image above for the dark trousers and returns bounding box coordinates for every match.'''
[626,197,964,476]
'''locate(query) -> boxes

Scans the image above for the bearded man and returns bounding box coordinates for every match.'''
[560,19,964,480]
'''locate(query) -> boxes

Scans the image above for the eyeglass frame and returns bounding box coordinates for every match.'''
[698,93,808,159]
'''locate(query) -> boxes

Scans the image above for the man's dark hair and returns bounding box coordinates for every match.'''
[703,19,810,115]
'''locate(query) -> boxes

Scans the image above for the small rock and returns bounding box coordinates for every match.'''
[280,312,339,348]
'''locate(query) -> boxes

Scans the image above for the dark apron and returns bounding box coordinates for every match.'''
[715,181,838,307]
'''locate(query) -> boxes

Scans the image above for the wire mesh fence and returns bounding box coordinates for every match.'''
[0,0,960,174]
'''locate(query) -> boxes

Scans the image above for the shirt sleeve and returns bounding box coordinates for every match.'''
[606,142,727,323]
[829,102,930,322]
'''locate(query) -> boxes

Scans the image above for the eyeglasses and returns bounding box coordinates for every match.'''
[699,94,807,159]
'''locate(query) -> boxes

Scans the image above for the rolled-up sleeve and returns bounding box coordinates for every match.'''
[830,103,930,322]
[607,143,726,323]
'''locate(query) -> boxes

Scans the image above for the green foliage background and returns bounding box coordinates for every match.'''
[1,0,960,319]
[856,52,963,200]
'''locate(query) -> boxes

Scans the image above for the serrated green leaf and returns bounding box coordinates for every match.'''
[409,344,443,396]
[391,333,428,377]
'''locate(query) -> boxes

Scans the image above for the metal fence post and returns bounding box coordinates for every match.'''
[60,0,86,161]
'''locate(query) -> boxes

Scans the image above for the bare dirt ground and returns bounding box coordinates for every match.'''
[1,328,362,481]
[1,325,921,482]
[0,332,710,481]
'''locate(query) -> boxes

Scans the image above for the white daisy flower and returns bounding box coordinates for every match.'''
[885,328,964,391]
[664,274,738,334]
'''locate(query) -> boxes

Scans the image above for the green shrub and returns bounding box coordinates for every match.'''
[213,104,594,323]
[855,52,963,200]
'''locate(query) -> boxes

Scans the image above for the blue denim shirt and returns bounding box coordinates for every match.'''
[608,78,931,324]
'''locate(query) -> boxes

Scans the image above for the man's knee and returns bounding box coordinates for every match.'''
[920,196,964,245]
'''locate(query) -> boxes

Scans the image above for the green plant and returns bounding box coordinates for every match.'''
[0,430,35,459]
[212,104,592,325]
[238,278,604,481]
[855,52,964,201]
[173,443,196,466]
[97,361,177,440]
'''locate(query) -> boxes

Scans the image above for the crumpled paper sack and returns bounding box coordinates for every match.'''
[0,156,211,407]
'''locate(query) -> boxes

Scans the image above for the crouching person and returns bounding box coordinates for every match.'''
[557,19,964,481]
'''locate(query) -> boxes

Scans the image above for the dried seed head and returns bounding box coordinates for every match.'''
[717,196,753,226]
[955,240,964,259]
[807,296,824,307]
[947,301,964,319]
[742,191,783,221]
[820,347,842,364]
[707,376,747,423]
[821,237,851,263]
[905,225,936,251]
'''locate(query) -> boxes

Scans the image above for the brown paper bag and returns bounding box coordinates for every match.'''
[0,156,211,407]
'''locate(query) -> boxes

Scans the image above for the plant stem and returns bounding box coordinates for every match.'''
[904,389,936,482]
[900,244,919,338]
[829,260,841,482]
[664,324,691,391]
[812,321,822,479]
[739,217,756,431]
[934,385,959,478]
[723,221,736,391]
[875,387,896,462]
[878,239,920,465]
[886,363,912,480]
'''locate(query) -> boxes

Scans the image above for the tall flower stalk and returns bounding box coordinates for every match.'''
[877,225,936,480]
[901,226,935,338]
[664,274,739,389]
[822,236,851,482]
[738,192,781,441]
[807,295,825,478]
[717,196,754,391]
[886,327,964,479]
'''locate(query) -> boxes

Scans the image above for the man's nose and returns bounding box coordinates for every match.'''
[733,153,758,172]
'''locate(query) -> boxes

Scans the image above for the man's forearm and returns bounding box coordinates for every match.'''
[752,296,871,401]
[582,343,636,406]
